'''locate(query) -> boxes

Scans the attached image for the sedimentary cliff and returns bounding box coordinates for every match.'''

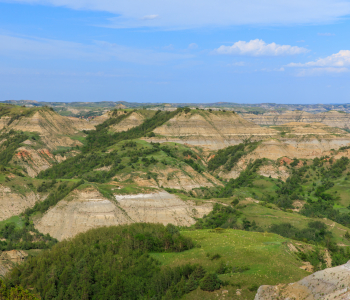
[0,185,44,221]
[149,110,277,150]
[35,188,212,241]
[242,110,350,129]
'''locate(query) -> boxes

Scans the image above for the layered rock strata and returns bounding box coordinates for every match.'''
[0,185,43,221]
[115,191,211,226]
[35,188,212,241]
[243,110,350,129]
[150,111,277,150]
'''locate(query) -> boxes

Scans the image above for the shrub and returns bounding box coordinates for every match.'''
[199,273,222,291]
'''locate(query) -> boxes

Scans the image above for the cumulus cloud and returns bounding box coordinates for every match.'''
[214,39,309,56]
[287,50,350,67]
[287,50,350,75]
[3,0,350,29]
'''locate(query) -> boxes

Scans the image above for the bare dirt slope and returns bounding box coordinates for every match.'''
[5,109,93,149]
[0,185,43,221]
[109,111,146,132]
[109,110,156,132]
[12,147,68,177]
[0,250,28,277]
[149,110,277,150]
[35,187,132,241]
[88,111,113,126]
[255,260,350,300]
[115,191,212,226]
[243,110,350,129]
[35,187,212,241]
[115,165,222,191]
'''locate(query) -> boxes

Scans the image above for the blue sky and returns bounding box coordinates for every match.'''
[0,0,350,103]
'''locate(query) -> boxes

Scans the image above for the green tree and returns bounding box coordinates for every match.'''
[199,273,222,292]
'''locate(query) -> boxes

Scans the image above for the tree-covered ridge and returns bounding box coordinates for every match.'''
[84,108,183,152]
[208,141,259,171]
[4,224,224,300]
[36,108,185,182]
[0,130,29,166]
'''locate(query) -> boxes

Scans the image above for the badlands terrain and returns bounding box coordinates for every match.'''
[1,102,350,299]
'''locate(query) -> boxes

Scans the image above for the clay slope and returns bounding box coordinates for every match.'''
[0,250,28,277]
[243,110,350,129]
[0,185,44,221]
[255,260,350,300]
[115,165,222,191]
[4,109,94,149]
[149,110,277,150]
[12,146,68,177]
[35,187,212,241]
[88,111,112,126]
[109,110,156,132]
[115,191,211,226]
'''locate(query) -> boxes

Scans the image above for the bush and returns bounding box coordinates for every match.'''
[248,284,259,292]
[199,273,222,291]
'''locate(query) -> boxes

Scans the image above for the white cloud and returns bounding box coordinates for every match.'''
[141,14,159,20]
[3,0,350,29]
[287,50,350,67]
[188,43,198,50]
[214,39,309,56]
[296,67,349,76]
[229,62,246,66]
[287,50,350,75]
[0,34,192,64]
[163,44,174,50]
[318,32,335,36]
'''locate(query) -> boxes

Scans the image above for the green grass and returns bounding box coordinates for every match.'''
[151,229,309,300]
[69,135,87,144]
[239,202,350,246]
[0,215,24,230]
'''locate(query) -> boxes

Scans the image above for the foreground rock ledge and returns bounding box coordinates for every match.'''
[255,260,350,300]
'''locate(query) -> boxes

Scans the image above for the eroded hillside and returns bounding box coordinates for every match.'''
[2,103,350,300]
[149,109,277,150]
[35,186,212,241]
[0,104,95,176]
[242,110,350,129]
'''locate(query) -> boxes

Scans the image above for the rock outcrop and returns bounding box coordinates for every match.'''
[109,111,145,132]
[35,187,132,241]
[0,250,28,277]
[35,188,212,241]
[115,191,212,226]
[4,110,93,149]
[12,146,71,177]
[242,110,350,129]
[0,107,93,148]
[115,165,222,191]
[149,110,277,150]
[255,260,350,300]
[0,185,43,221]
